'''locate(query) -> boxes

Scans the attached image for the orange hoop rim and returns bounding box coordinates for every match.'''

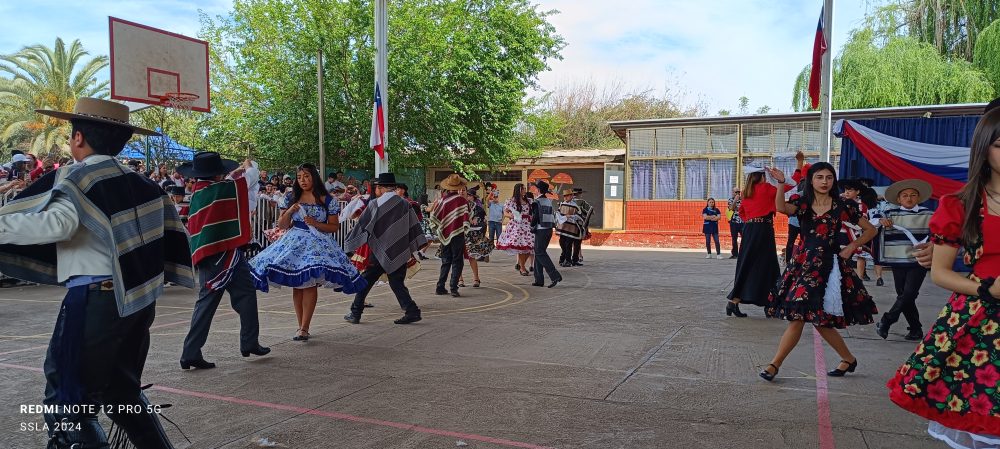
[157,92,200,108]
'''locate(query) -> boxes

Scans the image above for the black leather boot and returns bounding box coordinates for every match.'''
[44,413,109,449]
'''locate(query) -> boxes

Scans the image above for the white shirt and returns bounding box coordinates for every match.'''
[376,190,398,206]
[0,155,114,281]
[325,180,346,192]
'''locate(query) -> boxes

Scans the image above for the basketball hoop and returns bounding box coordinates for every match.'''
[158,92,200,113]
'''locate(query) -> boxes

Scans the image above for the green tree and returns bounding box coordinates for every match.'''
[791,28,994,111]
[738,96,750,114]
[539,80,702,149]
[199,0,564,172]
[0,38,108,153]
[973,19,1000,96]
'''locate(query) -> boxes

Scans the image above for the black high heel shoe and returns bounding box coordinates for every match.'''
[726,301,748,317]
[827,359,858,377]
[759,363,779,381]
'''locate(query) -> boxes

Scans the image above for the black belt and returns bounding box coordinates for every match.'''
[87,280,115,291]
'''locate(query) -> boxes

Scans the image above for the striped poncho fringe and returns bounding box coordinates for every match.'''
[0,160,195,317]
[344,195,427,275]
[428,193,470,246]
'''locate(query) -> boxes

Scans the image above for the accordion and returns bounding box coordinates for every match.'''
[878,208,933,267]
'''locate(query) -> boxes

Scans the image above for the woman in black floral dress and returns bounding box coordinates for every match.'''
[759,162,879,381]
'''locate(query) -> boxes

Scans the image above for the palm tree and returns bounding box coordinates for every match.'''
[0,38,109,154]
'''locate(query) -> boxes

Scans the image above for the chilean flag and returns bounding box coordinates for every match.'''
[808,7,827,110]
[370,82,386,160]
[836,120,967,199]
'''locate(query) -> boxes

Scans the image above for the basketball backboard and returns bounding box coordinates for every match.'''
[109,17,210,112]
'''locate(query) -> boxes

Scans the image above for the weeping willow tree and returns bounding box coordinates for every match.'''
[973,19,1000,96]
[896,0,1000,62]
[791,28,993,111]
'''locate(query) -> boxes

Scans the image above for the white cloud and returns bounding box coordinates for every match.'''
[1,0,870,116]
[533,0,870,114]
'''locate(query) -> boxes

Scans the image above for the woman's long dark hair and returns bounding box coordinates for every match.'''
[705,197,718,211]
[799,162,839,227]
[291,163,329,205]
[958,108,1000,246]
[513,183,525,212]
[742,172,764,199]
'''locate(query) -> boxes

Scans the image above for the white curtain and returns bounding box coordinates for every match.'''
[710,159,736,199]
[655,160,679,199]
[683,159,708,199]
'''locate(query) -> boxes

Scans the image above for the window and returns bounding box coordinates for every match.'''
[655,160,680,199]
[626,120,840,200]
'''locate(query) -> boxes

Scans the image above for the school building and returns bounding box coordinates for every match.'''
[601,103,985,248]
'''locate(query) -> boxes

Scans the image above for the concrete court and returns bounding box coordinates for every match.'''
[0,247,951,448]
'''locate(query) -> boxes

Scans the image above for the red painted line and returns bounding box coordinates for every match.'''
[812,328,836,449]
[0,345,48,356]
[0,362,555,449]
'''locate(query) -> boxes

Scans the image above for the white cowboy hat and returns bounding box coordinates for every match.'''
[885,179,932,205]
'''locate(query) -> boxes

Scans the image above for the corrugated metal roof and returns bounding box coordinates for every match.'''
[607,103,988,141]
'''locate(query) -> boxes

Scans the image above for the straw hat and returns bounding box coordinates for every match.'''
[885,179,932,205]
[440,173,468,191]
[562,189,575,196]
[35,97,158,135]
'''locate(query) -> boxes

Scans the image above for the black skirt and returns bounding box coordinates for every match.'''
[727,219,780,306]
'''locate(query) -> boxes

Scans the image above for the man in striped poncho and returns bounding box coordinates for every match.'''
[178,152,270,371]
[343,173,428,324]
[429,174,470,297]
[0,98,193,449]
[875,179,935,341]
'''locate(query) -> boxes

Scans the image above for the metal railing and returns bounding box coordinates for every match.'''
[247,197,357,257]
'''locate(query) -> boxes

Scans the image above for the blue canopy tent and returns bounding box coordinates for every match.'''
[120,128,196,162]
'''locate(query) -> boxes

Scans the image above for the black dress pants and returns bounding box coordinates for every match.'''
[351,263,420,317]
[437,234,465,292]
[533,230,562,284]
[43,288,173,448]
[559,235,574,264]
[182,253,261,361]
[882,266,928,331]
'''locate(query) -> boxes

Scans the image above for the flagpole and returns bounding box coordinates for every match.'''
[318,48,326,177]
[819,0,834,163]
[374,0,388,176]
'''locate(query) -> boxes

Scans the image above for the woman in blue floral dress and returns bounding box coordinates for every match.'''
[250,164,367,341]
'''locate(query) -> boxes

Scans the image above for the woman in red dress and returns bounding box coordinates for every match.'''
[759,162,879,381]
[886,109,1000,448]
[726,163,792,317]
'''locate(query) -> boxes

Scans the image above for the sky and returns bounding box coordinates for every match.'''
[0,0,871,115]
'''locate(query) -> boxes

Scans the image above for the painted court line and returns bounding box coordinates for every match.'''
[812,328,836,449]
[0,362,554,449]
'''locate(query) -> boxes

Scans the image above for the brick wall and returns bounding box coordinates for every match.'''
[586,200,791,250]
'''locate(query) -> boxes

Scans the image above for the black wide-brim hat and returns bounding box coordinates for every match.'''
[176,151,239,179]
[372,172,398,186]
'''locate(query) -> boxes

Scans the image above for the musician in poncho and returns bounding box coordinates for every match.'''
[0,98,194,448]
[556,189,586,267]
[342,173,428,325]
